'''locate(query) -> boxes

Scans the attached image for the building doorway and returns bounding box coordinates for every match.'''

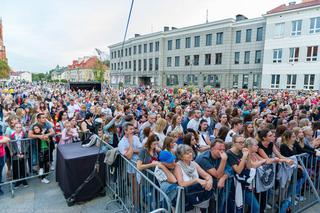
[138,77,151,86]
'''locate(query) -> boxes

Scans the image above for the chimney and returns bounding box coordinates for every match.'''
[164,26,169,32]
[171,27,178,30]
[134,34,140,38]
[289,1,296,5]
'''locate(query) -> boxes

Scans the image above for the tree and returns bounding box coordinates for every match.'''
[0,60,10,79]
[92,60,106,82]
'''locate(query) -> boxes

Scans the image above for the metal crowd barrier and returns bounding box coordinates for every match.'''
[96,137,172,213]
[173,153,320,213]
[0,135,59,197]
[0,131,92,198]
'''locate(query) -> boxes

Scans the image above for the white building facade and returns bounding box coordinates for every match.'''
[261,1,320,90]
[109,16,265,89]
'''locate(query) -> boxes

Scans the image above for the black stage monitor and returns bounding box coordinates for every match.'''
[69,82,101,91]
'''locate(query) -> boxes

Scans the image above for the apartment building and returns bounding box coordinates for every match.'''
[261,0,320,90]
[110,0,320,90]
[109,16,265,89]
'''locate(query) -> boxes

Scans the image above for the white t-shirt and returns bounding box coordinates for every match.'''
[67,104,80,118]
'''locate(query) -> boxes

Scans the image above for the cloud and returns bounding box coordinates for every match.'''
[1,0,285,72]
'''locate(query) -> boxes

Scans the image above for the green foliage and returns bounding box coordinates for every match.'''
[32,72,50,82]
[204,85,212,93]
[93,60,106,82]
[118,81,124,89]
[0,60,10,79]
[187,85,196,93]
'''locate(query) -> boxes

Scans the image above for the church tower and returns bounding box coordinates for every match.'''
[0,18,7,62]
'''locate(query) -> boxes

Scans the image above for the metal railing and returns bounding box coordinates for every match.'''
[173,153,320,213]
[97,136,172,213]
[0,131,92,197]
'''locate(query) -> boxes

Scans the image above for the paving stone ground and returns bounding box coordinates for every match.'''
[0,174,121,213]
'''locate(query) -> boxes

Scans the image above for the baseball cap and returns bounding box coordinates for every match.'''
[159,151,176,164]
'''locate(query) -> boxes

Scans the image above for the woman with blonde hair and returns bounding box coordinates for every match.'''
[154,118,167,148]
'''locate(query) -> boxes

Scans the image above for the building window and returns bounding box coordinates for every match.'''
[149,43,153,52]
[216,32,223,45]
[118,50,120,58]
[149,58,153,71]
[274,23,285,37]
[138,60,141,71]
[111,63,113,70]
[175,56,180,67]
[287,74,297,89]
[289,47,299,62]
[133,60,136,71]
[167,57,172,67]
[235,30,241,43]
[233,74,239,88]
[234,52,240,64]
[144,44,147,53]
[128,47,132,56]
[133,46,137,55]
[253,74,260,88]
[246,29,252,42]
[124,75,131,84]
[121,49,123,57]
[205,54,211,65]
[138,45,142,54]
[167,75,179,86]
[306,46,318,61]
[244,51,250,64]
[310,17,320,34]
[206,34,212,46]
[194,36,200,47]
[185,37,191,48]
[125,62,127,69]
[143,59,147,71]
[128,61,131,69]
[185,55,190,66]
[204,74,220,88]
[186,74,198,85]
[155,41,160,51]
[256,27,263,41]
[125,48,128,56]
[273,49,282,63]
[176,39,181,49]
[304,74,315,89]
[193,55,199,66]
[155,58,159,71]
[255,50,262,64]
[168,40,172,50]
[291,20,302,36]
[215,53,222,64]
[271,74,280,88]
[242,74,249,89]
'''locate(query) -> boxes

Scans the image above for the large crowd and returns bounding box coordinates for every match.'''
[1,81,320,212]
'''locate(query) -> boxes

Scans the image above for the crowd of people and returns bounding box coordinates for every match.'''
[1,81,320,212]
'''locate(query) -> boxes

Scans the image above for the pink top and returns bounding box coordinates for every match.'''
[60,128,79,145]
[0,136,5,157]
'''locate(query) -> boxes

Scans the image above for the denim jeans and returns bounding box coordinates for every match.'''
[236,190,260,213]
[0,156,5,190]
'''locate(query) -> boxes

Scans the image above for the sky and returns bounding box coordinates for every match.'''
[0,0,290,73]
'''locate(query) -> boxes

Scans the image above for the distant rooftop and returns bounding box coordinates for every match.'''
[267,0,320,14]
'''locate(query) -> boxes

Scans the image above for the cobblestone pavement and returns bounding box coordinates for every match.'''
[0,174,120,213]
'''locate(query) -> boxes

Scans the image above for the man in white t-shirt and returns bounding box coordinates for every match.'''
[67,99,80,118]
[187,110,201,131]
[225,117,243,145]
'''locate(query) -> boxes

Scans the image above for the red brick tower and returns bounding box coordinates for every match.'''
[0,18,7,61]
